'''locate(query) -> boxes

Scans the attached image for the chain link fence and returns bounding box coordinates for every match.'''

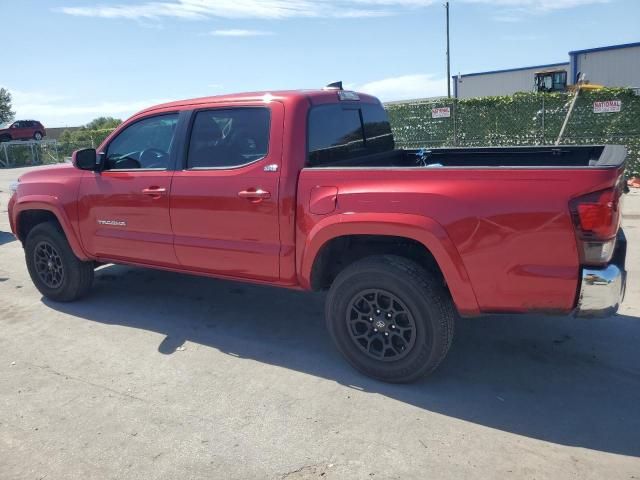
[0,127,115,167]
[0,140,62,168]
[386,87,640,177]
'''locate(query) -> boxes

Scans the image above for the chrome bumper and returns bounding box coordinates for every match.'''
[575,264,627,317]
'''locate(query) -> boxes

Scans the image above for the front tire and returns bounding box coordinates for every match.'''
[325,255,455,383]
[25,222,94,302]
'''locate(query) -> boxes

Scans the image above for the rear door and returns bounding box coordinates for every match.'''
[19,121,32,139]
[25,121,36,138]
[170,103,283,281]
[78,112,182,266]
[29,121,42,139]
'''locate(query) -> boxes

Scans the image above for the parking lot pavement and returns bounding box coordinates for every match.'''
[1,165,639,480]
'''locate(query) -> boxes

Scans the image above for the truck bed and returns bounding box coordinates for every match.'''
[298,145,626,315]
[308,145,626,169]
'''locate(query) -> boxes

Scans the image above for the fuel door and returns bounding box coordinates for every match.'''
[309,186,338,215]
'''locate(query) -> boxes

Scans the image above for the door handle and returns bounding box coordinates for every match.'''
[142,186,167,199]
[238,188,271,203]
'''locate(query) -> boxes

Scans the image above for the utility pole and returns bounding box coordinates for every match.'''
[445,2,451,98]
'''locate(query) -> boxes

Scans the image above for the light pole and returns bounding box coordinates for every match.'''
[445,1,451,98]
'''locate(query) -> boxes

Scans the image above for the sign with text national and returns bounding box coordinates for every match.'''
[431,107,451,119]
[593,100,622,114]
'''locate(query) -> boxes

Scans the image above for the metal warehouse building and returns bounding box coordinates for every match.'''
[453,42,640,99]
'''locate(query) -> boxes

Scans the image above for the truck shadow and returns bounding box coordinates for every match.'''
[44,264,640,458]
[0,231,16,245]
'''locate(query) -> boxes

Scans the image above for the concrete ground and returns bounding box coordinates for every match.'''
[0,165,639,480]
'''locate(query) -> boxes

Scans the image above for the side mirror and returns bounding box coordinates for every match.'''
[72,148,98,171]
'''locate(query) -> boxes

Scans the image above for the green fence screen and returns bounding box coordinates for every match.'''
[386,88,640,177]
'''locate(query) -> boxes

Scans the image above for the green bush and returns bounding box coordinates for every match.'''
[0,142,62,167]
[0,126,119,167]
[57,127,116,158]
[386,88,640,177]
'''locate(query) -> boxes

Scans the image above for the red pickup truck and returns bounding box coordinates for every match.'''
[7,86,628,382]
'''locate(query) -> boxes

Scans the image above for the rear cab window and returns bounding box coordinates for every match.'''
[307,101,394,167]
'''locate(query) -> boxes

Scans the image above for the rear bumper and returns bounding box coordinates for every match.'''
[575,230,627,318]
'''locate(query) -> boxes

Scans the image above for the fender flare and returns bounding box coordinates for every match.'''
[299,212,480,316]
[13,195,90,261]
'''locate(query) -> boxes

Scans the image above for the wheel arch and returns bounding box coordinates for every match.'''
[14,198,89,261]
[300,213,480,316]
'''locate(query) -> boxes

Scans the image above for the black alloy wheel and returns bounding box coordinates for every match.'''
[33,240,65,289]
[346,288,417,361]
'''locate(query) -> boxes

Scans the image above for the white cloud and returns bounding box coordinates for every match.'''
[352,73,447,102]
[462,0,609,12]
[57,0,390,21]
[56,0,612,23]
[461,0,610,21]
[348,0,435,5]
[6,87,168,127]
[209,29,273,36]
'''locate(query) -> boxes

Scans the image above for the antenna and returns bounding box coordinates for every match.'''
[324,81,343,90]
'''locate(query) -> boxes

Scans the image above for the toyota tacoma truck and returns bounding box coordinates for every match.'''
[7,85,628,383]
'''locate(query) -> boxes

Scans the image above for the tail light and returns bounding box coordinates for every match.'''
[569,183,623,266]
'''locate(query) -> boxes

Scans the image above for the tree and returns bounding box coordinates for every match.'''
[0,88,15,125]
[84,117,122,130]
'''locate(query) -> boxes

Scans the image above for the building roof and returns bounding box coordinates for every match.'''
[569,41,640,55]
[452,41,640,80]
[452,62,569,80]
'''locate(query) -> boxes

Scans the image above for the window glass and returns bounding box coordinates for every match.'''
[361,103,395,153]
[552,71,567,91]
[307,105,364,167]
[187,108,270,169]
[105,114,178,170]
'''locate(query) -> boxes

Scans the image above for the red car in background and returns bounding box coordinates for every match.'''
[0,120,46,142]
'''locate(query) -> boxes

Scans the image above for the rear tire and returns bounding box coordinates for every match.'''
[325,255,455,383]
[33,132,43,141]
[25,222,94,302]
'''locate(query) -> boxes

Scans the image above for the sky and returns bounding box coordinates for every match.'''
[2,0,639,127]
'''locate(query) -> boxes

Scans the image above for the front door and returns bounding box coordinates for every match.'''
[11,121,28,140]
[170,104,283,281]
[78,113,181,266]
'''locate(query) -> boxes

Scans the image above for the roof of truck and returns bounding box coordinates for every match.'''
[136,89,380,116]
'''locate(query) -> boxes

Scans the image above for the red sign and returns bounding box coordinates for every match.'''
[431,107,451,118]
[593,100,622,113]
